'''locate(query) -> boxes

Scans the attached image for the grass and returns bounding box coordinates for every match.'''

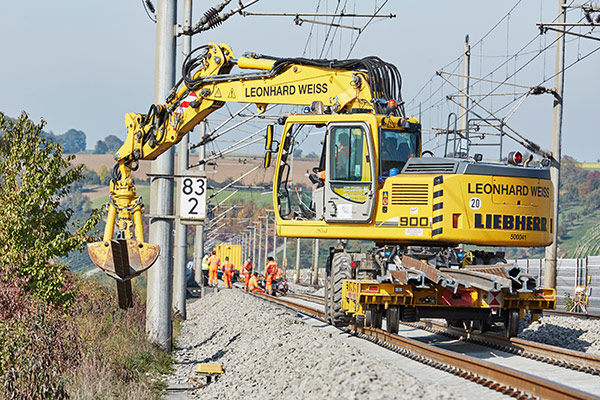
[208,188,273,208]
[557,203,600,255]
[0,271,171,399]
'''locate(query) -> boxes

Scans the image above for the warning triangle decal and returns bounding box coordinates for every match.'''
[214,88,222,98]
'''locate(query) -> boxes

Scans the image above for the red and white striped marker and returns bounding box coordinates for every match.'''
[174,92,197,116]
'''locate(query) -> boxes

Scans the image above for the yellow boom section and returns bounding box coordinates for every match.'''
[88,42,380,282]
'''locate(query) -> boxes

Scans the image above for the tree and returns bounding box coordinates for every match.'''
[82,166,101,185]
[104,134,124,153]
[0,112,101,305]
[58,128,86,154]
[98,164,111,185]
[93,139,108,154]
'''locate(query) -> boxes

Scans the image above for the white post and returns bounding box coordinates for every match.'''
[545,0,566,290]
[173,0,192,320]
[147,0,177,352]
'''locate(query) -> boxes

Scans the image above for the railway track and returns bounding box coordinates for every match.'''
[289,291,600,374]
[258,291,600,400]
[407,319,600,375]
[543,309,600,320]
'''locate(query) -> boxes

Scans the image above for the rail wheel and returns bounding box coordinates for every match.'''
[355,314,365,327]
[446,319,463,328]
[505,309,520,338]
[365,309,373,326]
[331,252,352,327]
[370,305,383,329]
[473,319,492,333]
[386,306,399,334]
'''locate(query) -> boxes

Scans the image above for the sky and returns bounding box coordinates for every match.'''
[1,1,599,161]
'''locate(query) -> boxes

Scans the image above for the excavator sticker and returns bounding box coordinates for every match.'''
[473,213,548,231]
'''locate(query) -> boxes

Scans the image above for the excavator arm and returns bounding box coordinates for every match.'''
[88,42,404,285]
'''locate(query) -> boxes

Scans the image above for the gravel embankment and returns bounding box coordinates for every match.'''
[170,289,460,399]
[518,316,600,354]
[287,282,325,297]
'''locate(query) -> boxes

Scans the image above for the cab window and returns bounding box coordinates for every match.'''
[330,126,370,182]
[379,129,419,175]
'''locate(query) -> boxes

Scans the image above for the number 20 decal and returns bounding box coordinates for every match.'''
[469,196,481,211]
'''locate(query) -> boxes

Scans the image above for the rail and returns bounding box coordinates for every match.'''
[260,291,599,400]
[412,319,600,375]
[543,309,600,320]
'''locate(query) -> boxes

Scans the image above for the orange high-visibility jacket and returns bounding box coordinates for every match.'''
[223,261,235,273]
[266,260,278,277]
[248,275,259,290]
[243,261,253,274]
[208,255,220,269]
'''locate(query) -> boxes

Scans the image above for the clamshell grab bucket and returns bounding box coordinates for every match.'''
[87,239,160,282]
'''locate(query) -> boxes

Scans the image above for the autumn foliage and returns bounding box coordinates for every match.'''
[0,112,170,399]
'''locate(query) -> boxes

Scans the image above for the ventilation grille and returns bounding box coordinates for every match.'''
[391,184,429,205]
[403,162,458,174]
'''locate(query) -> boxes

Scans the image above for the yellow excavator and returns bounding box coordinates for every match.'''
[89,42,555,336]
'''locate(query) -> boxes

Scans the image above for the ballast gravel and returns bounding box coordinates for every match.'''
[518,315,600,355]
[170,289,461,399]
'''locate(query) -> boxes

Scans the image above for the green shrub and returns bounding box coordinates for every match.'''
[0,112,101,306]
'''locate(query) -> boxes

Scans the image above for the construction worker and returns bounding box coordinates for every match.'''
[309,169,326,210]
[248,272,264,293]
[265,256,278,295]
[222,256,235,289]
[208,250,220,287]
[276,265,283,279]
[201,253,210,286]
[243,257,253,292]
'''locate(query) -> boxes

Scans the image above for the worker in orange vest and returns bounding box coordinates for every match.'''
[222,256,235,289]
[243,257,253,292]
[208,250,221,287]
[265,256,278,295]
[276,266,283,279]
[248,272,264,293]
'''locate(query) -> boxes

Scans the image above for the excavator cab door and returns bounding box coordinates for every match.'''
[323,122,376,223]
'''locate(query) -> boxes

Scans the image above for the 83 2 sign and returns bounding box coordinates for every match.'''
[179,177,206,220]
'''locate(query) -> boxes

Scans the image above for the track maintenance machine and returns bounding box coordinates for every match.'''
[88,43,555,336]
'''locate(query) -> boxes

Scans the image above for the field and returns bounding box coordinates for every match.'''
[580,162,600,170]
[73,153,319,187]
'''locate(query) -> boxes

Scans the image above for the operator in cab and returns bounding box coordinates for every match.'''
[379,130,418,179]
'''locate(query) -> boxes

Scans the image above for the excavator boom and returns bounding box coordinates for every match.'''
[88,42,405,303]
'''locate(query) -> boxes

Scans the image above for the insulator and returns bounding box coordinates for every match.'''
[203,7,223,29]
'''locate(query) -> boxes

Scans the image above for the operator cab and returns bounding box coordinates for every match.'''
[271,114,422,225]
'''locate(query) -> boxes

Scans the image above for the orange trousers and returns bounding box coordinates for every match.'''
[244,274,251,291]
[223,272,233,288]
[266,275,274,294]
[209,267,219,286]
